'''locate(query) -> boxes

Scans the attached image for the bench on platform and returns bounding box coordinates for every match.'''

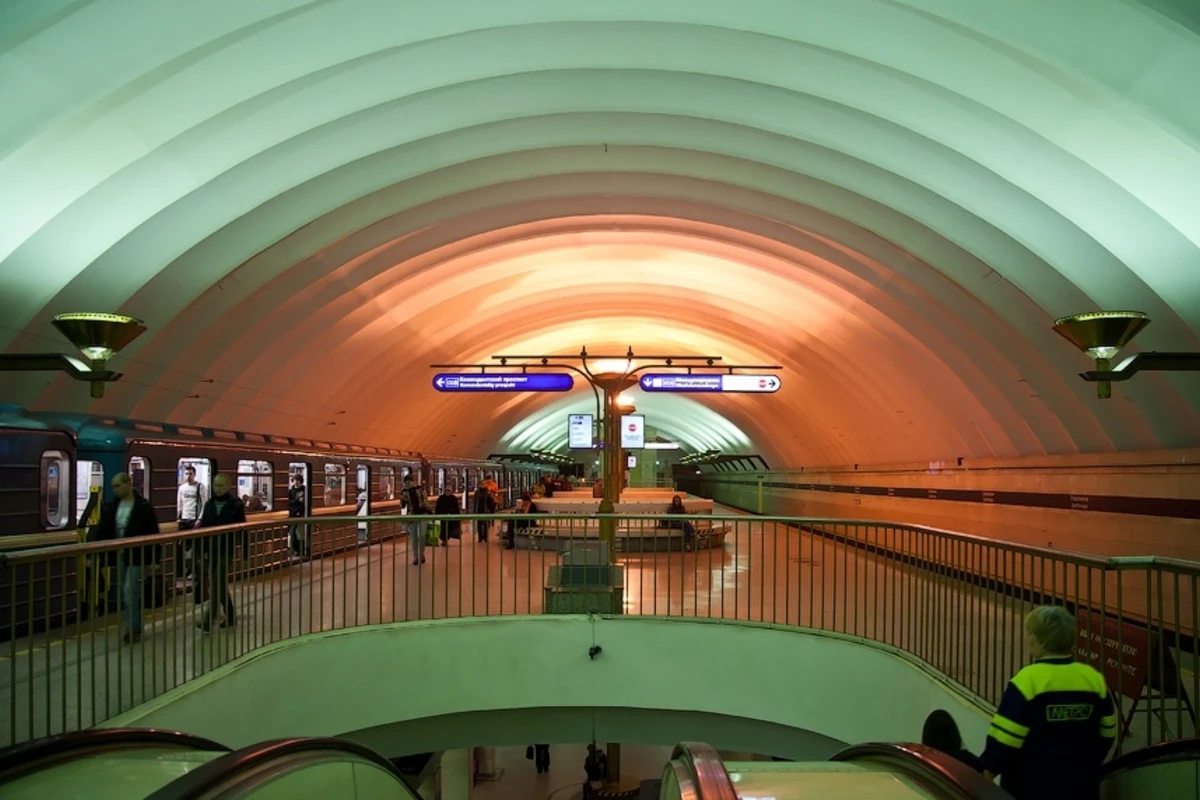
[513,523,731,553]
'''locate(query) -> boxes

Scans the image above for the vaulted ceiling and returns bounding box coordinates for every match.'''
[2,0,1198,465]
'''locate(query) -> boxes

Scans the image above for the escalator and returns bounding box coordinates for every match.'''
[0,729,417,799]
[1101,737,1200,799]
[661,741,1011,800]
[0,728,231,798]
[145,737,417,799]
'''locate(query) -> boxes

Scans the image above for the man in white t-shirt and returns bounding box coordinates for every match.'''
[177,466,205,530]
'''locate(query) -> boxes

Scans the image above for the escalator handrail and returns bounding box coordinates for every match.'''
[1102,737,1200,776]
[832,742,1011,800]
[669,742,738,800]
[0,727,229,782]
[146,736,412,800]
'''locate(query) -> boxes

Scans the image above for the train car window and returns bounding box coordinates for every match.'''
[134,422,164,433]
[237,459,273,512]
[437,468,445,494]
[269,436,290,445]
[294,439,313,447]
[379,467,396,500]
[324,463,346,506]
[332,443,349,452]
[212,430,237,441]
[243,433,266,443]
[40,451,71,529]
[128,456,150,498]
[177,426,203,437]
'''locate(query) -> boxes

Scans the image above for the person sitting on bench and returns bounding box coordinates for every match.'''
[504,492,540,549]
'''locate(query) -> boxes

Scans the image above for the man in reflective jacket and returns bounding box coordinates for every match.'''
[980,605,1116,799]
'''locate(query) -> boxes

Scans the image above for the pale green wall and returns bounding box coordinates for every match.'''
[104,616,993,755]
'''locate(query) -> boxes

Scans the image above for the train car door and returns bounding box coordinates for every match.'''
[355,464,370,543]
[288,462,311,557]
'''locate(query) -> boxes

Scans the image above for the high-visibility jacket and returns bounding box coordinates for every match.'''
[980,655,1116,799]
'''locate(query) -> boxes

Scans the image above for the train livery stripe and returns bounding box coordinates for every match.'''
[698,478,1200,520]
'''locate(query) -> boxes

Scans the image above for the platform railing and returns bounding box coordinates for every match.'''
[1,513,1197,752]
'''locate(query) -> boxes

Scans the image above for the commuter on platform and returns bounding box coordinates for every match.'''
[526,743,551,774]
[196,474,247,633]
[979,605,1116,799]
[503,493,540,549]
[661,494,696,549]
[95,472,161,644]
[176,465,205,530]
[472,484,497,543]
[288,473,307,557]
[583,743,608,799]
[435,487,461,543]
[404,475,431,566]
[921,709,985,772]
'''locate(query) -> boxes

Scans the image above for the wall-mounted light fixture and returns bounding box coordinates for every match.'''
[1052,311,1200,398]
[0,313,146,398]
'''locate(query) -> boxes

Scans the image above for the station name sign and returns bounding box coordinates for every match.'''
[638,373,781,393]
[432,373,574,392]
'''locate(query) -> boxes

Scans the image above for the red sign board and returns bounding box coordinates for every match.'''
[1074,611,1151,701]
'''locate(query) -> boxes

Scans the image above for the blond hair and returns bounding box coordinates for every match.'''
[1025,605,1077,655]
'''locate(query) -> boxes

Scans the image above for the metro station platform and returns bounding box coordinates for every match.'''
[3,507,1195,754]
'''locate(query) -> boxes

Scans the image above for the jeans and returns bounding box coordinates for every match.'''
[202,556,236,626]
[408,519,428,563]
[120,563,144,633]
[476,520,490,543]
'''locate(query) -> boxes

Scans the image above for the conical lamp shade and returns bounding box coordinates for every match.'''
[1052,311,1150,360]
[52,313,147,362]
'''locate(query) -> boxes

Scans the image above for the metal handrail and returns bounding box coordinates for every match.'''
[144,736,413,800]
[4,510,1198,753]
[0,513,1159,569]
[0,727,229,782]
[831,742,1011,800]
[670,743,738,800]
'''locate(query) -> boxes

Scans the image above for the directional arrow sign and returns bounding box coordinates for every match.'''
[432,373,574,392]
[638,373,781,393]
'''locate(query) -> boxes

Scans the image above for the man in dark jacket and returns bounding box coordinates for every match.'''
[94,472,160,644]
[472,484,496,543]
[287,473,307,557]
[196,473,247,632]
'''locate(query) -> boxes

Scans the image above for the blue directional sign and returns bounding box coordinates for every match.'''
[432,373,574,392]
[638,373,781,393]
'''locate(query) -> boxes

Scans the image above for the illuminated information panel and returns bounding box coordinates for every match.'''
[621,414,645,449]
[568,414,594,449]
[638,373,781,393]
[432,373,574,392]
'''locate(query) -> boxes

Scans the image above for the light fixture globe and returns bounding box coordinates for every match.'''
[52,312,146,364]
[1052,311,1150,361]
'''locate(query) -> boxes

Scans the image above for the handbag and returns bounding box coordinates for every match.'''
[525,746,534,760]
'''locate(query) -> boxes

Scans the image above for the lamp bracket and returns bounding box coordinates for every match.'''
[1079,352,1200,382]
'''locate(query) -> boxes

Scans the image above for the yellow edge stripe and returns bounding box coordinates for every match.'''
[988,727,1026,749]
[992,715,1031,737]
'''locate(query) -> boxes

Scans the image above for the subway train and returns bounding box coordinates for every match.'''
[0,404,544,640]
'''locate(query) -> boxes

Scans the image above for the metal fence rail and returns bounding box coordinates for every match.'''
[2,513,1196,753]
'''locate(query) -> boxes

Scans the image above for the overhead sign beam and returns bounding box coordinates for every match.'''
[432,373,574,392]
[638,373,782,393]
